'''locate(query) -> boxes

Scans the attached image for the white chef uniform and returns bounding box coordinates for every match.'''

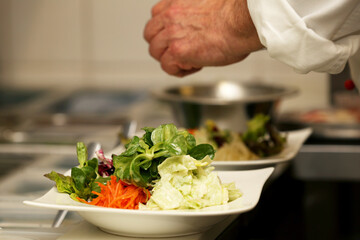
[247,0,360,89]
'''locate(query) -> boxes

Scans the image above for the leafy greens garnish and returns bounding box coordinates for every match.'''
[45,142,109,201]
[241,114,286,157]
[113,124,215,188]
[45,124,215,201]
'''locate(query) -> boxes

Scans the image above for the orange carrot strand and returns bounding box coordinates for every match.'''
[77,175,151,209]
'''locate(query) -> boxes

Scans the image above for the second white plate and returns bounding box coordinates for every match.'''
[211,128,312,170]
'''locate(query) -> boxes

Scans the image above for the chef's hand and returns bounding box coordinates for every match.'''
[144,0,263,77]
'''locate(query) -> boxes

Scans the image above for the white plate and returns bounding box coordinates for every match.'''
[24,167,274,238]
[212,128,312,170]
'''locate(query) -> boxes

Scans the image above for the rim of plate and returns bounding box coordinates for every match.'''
[24,168,274,217]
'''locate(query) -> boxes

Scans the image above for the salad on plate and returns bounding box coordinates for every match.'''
[190,114,287,161]
[45,123,242,210]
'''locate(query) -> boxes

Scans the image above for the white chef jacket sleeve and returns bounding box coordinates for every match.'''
[247,0,360,80]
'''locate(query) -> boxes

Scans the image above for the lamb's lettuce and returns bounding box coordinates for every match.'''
[113,124,215,188]
[45,142,109,201]
[141,155,242,210]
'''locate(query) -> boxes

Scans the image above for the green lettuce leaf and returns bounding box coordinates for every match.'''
[113,124,215,188]
[44,171,74,194]
[45,142,101,201]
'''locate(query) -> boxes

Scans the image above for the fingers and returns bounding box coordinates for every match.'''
[144,0,203,77]
[151,0,171,17]
[144,15,164,43]
[175,68,202,77]
[147,28,202,77]
[148,33,168,61]
[149,34,202,77]
[144,0,172,43]
[177,67,202,77]
[160,48,202,77]
[148,23,186,60]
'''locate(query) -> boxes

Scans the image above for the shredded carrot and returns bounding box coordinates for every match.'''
[77,175,151,209]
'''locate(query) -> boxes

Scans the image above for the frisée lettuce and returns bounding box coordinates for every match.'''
[141,155,242,210]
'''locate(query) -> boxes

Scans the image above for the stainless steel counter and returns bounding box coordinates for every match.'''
[294,144,360,181]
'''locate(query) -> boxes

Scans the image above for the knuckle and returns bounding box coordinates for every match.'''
[151,2,166,16]
[169,40,186,59]
[163,7,181,22]
[151,5,160,16]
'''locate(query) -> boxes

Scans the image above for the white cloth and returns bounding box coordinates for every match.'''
[247,0,360,89]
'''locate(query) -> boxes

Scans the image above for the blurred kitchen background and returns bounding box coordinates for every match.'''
[0,1,359,240]
[0,0,330,107]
